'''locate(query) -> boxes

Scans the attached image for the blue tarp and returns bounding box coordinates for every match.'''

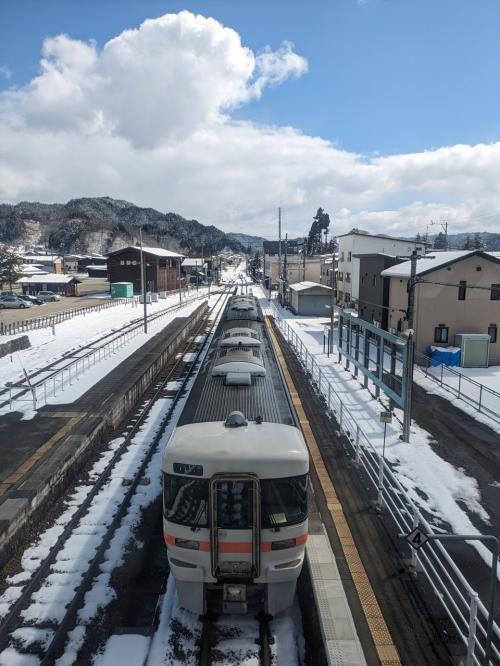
[426,345,461,367]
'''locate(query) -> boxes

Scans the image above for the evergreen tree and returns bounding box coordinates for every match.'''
[433,232,447,249]
[415,232,422,241]
[0,247,23,290]
[473,232,484,250]
[462,235,473,250]
[307,208,330,255]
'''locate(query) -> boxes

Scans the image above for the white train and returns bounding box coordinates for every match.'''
[162,297,310,615]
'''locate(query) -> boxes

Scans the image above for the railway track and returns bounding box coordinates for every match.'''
[0,289,217,410]
[198,612,273,666]
[0,286,232,664]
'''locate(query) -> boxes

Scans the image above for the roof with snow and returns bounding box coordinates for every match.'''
[381,250,500,278]
[289,281,332,292]
[85,264,108,270]
[108,246,183,259]
[16,274,82,284]
[182,258,206,267]
[21,254,62,262]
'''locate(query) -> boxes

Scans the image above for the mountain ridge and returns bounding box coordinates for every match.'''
[0,197,245,255]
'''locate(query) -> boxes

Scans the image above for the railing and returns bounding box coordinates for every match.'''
[415,351,500,424]
[269,302,499,666]
[0,297,134,336]
[0,288,195,336]
[5,291,211,411]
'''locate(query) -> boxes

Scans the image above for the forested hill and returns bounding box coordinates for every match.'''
[0,197,245,255]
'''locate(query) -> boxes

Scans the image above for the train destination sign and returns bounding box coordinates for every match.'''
[173,463,204,476]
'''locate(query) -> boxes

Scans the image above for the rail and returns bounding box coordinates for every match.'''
[5,290,215,411]
[414,351,500,424]
[269,302,499,666]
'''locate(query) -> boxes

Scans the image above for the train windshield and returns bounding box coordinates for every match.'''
[261,474,308,528]
[163,473,209,527]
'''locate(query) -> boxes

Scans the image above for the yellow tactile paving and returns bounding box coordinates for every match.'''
[0,411,84,497]
[265,317,402,666]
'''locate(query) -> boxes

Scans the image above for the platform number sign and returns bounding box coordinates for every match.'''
[405,527,429,551]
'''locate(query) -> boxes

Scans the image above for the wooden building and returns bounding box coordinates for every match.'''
[107,246,184,294]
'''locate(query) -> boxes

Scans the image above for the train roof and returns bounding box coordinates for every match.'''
[178,313,294,425]
[163,421,309,479]
[220,328,261,347]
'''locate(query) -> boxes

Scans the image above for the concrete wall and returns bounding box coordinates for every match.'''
[387,254,500,359]
[336,234,426,304]
[264,255,321,286]
[0,303,208,560]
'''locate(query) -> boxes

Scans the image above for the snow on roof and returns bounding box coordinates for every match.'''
[109,246,183,259]
[16,274,82,284]
[182,258,205,267]
[381,250,500,278]
[86,264,108,270]
[289,281,332,292]
[21,254,62,262]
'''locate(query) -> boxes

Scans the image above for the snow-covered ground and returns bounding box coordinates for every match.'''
[0,284,232,665]
[256,287,494,570]
[413,363,500,432]
[0,290,214,418]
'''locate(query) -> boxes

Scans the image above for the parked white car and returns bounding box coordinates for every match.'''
[0,295,33,309]
[36,291,61,302]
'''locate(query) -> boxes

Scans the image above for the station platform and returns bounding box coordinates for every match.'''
[0,304,207,561]
[266,316,453,666]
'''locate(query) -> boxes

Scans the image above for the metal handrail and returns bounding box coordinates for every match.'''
[414,350,500,423]
[268,301,499,665]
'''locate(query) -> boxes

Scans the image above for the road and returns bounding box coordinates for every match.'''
[0,277,111,325]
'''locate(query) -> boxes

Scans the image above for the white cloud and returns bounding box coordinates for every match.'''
[0,66,12,80]
[0,11,499,240]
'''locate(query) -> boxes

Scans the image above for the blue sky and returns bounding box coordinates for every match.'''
[1,1,499,237]
[1,0,499,156]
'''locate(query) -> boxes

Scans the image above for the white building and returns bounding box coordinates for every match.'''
[264,254,321,286]
[335,230,427,306]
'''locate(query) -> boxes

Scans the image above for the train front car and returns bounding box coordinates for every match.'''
[162,414,309,616]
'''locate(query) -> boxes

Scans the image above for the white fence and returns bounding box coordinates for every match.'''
[270,304,499,666]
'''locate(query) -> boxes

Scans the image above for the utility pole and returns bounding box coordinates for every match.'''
[178,258,182,305]
[401,250,420,442]
[139,227,147,334]
[278,207,282,301]
[283,233,288,306]
[329,242,335,355]
[303,237,307,282]
[443,220,448,250]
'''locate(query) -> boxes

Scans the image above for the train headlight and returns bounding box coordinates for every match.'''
[271,538,296,551]
[175,538,199,550]
[223,584,246,603]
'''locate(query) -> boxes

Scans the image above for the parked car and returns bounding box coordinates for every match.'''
[0,295,33,309]
[18,294,44,305]
[36,291,61,302]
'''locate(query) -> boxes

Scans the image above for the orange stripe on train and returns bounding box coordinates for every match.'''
[164,533,308,552]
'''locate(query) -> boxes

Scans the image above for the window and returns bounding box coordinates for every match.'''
[348,251,352,262]
[458,281,466,300]
[344,292,351,303]
[434,325,449,343]
[488,324,497,343]
[340,252,345,262]
[261,475,308,528]
[346,272,351,283]
[491,284,500,301]
[163,473,209,527]
[372,275,377,287]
